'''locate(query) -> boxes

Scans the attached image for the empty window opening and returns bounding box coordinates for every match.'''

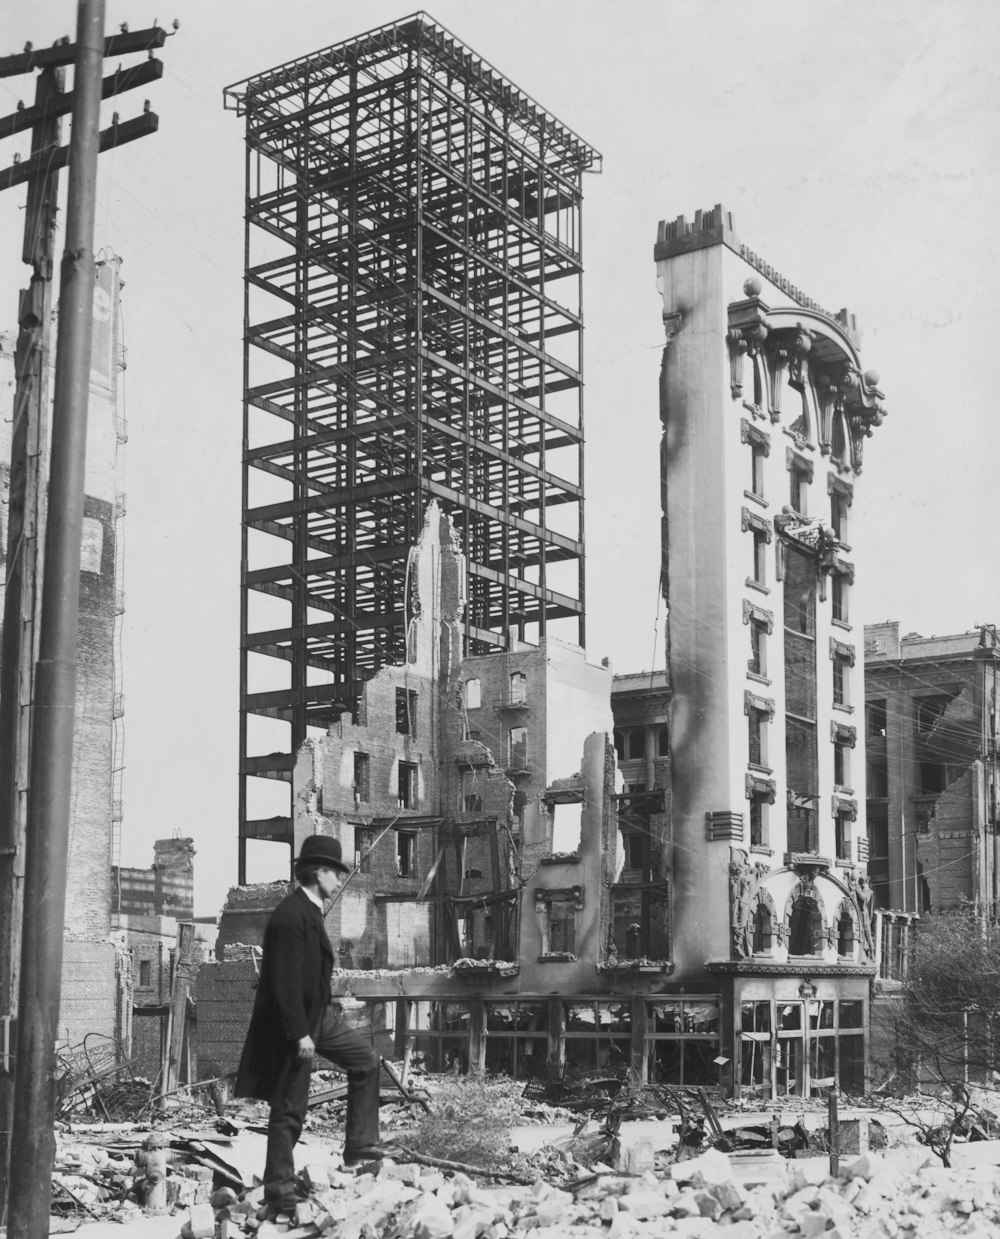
[396,830,417,878]
[646,999,719,1087]
[867,699,887,740]
[919,761,946,794]
[508,727,528,770]
[917,696,949,734]
[789,465,809,515]
[752,529,768,585]
[353,752,370,804]
[835,811,852,862]
[622,828,649,873]
[788,895,824,955]
[139,959,151,987]
[749,792,768,848]
[787,796,818,854]
[748,708,768,768]
[830,486,851,542]
[540,892,579,956]
[465,678,482,709]
[355,826,375,874]
[834,741,850,789]
[509,672,527,704]
[831,573,849,623]
[833,656,850,707]
[749,617,768,677]
[752,903,772,952]
[398,761,418,809]
[395,688,418,736]
[837,911,855,956]
[655,724,669,757]
[551,801,583,854]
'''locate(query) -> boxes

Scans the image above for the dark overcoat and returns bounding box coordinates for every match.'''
[234,886,334,1103]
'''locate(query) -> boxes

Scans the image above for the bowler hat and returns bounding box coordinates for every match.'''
[295,834,350,874]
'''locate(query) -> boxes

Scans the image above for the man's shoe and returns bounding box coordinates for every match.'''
[343,1143,387,1168]
[257,1196,297,1221]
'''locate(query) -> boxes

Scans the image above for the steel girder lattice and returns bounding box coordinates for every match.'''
[225,15,601,872]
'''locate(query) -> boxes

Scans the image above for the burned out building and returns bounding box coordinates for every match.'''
[223,14,599,882]
[864,621,1000,917]
[203,16,895,1101]
[652,205,886,1098]
[0,254,130,1049]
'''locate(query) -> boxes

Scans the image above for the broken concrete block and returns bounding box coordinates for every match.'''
[452,1203,496,1239]
[845,1152,886,1181]
[617,1190,670,1219]
[534,1187,574,1227]
[798,1212,833,1238]
[383,1160,421,1186]
[709,1181,745,1212]
[303,1161,331,1190]
[599,1196,619,1221]
[788,1160,830,1191]
[674,1187,707,1215]
[412,1194,457,1239]
[853,1182,884,1215]
[607,1212,645,1238]
[670,1147,733,1185]
[182,1203,216,1239]
[212,1185,240,1209]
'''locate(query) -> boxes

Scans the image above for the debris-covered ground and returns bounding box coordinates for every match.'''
[20,1072,1000,1237]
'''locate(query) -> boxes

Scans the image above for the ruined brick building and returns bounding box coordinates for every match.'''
[0,254,130,1048]
[864,621,1000,917]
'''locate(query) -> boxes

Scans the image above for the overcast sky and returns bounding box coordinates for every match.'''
[0,1,997,917]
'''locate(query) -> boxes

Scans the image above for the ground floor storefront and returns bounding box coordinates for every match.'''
[339,966,872,1100]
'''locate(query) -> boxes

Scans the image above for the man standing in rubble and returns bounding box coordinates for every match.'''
[235,835,383,1217]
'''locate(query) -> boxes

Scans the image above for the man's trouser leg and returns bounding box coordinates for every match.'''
[263,1054,311,1204]
[315,1006,381,1153]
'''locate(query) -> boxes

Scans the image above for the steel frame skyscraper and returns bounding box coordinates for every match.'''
[225,14,600,878]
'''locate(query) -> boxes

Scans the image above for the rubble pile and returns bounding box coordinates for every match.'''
[185,1147,1000,1239]
[40,1080,1000,1237]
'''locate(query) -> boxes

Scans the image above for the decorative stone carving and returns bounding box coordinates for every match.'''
[742,599,774,633]
[847,869,876,962]
[729,851,761,959]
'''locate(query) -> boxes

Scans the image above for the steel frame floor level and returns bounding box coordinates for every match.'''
[224,14,601,877]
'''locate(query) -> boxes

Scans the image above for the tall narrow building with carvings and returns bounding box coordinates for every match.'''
[655,206,886,1098]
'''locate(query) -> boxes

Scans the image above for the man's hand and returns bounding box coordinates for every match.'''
[296,1035,316,1061]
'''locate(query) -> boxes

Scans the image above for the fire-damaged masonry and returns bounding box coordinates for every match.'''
[201,502,646,1081]
[201,206,889,1102]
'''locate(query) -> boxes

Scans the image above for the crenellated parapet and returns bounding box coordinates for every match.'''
[727,277,886,473]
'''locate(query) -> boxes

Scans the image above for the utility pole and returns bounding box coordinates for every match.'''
[0,62,62,1210]
[0,9,169,1231]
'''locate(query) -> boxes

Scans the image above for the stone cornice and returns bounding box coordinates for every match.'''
[706,960,875,977]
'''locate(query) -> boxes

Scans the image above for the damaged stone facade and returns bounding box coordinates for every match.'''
[652,205,886,1099]
[864,620,1000,916]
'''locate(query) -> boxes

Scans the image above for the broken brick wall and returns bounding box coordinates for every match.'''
[195,957,259,1081]
[67,497,117,939]
[915,768,980,912]
[60,936,118,1048]
[213,883,286,960]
